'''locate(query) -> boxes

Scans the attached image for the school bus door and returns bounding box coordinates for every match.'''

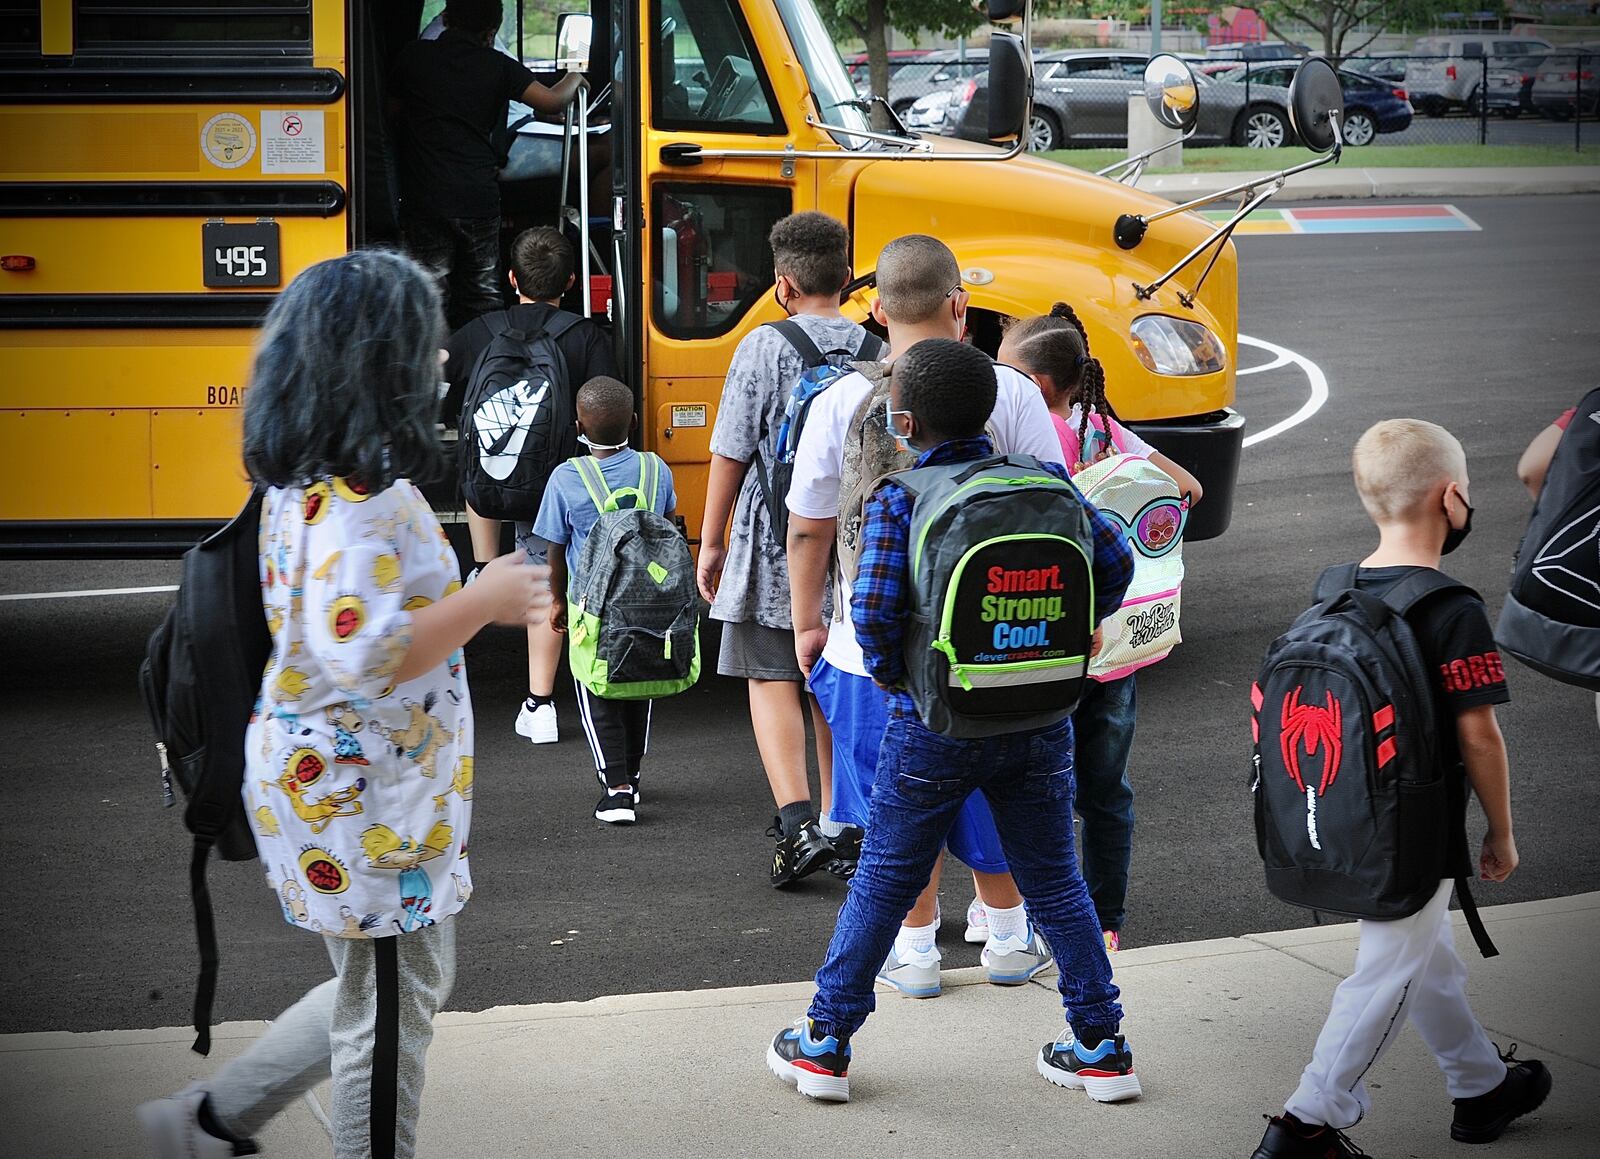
[641,0,824,543]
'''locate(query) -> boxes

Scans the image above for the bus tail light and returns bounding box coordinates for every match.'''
[1,255,36,272]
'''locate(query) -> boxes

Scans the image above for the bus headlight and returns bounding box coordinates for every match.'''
[1130,315,1226,376]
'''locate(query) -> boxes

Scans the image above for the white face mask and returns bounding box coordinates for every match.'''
[578,433,629,452]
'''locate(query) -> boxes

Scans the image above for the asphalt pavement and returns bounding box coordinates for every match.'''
[2,195,1597,1038]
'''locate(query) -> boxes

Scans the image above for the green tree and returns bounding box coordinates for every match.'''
[1253,0,1501,63]
[820,0,985,126]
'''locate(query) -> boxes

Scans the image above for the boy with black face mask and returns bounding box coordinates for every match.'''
[1252,418,1550,1159]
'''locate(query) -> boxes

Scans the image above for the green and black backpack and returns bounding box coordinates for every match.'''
[896,454,1097,738]
[567,453,701,700]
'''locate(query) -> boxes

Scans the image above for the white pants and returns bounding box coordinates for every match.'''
[1285,880,1506,1129]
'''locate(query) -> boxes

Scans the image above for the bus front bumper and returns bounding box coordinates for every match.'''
[1125,408,1246,542]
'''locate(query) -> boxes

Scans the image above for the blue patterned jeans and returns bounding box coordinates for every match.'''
[808,709,1123,1041]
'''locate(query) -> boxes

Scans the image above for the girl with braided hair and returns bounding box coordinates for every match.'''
[995,303,1202,952]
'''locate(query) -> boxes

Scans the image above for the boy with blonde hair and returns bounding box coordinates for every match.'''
[1251,419,1551,1158]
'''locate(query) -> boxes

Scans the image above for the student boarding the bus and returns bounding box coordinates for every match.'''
[390,0,585,328]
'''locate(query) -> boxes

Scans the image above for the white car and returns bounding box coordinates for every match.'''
[904,89,952,131]
[1406,34,1552,115]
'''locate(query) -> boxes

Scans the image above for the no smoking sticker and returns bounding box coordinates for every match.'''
[200,112,256,170]
[261,109,325,174]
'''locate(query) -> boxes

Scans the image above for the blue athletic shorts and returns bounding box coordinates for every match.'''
[808,656,1010,875]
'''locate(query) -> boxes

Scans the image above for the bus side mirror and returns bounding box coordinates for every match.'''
[556,11,592,73]
[987,32,1029,143]
[1144,53,1200,131]
[1289,57,1345,153]
[986,0,1027,20]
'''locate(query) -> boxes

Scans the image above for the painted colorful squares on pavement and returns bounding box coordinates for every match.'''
[1200,203,1480,236]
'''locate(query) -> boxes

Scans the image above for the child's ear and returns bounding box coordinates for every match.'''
[869,297,888,328]
[565,272,577,292]
[630,413,639,433]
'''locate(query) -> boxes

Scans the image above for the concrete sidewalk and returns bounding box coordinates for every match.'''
[6,894,1597,1158]
[1143,164,1600,201]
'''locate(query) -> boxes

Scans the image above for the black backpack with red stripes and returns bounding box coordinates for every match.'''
[1251,564,1497,955]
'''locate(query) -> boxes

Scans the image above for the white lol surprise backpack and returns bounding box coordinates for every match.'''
[1071,451,1189,680]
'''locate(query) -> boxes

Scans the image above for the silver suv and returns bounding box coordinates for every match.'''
[1406,34,1552,115]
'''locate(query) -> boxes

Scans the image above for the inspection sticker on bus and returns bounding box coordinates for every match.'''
[671,404,707,429]
[200,113,256,170]
[261,110,325,174]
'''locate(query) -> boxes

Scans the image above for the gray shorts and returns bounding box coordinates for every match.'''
[717,620,802,681]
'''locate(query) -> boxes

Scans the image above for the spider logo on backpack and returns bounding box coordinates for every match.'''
[1280,687,1344,851]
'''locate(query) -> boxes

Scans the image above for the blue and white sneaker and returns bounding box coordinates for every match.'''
[982,925,1055,985]
[767,1018,851,1102]
[876,942,942,998]
[1037,1028,1142,1103]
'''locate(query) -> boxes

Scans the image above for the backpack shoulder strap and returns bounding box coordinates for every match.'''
[639,452,661,509]
[540,308,586,341]
[1313,563,1361,603]
[572,456,613,515]
[1378,569,1477,618]
[763,318,827,369]
[855,331,887,362]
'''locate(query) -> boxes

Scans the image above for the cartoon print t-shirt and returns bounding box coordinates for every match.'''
[244,477,473,939]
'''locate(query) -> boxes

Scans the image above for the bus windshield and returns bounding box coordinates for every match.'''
[771,0,873,147]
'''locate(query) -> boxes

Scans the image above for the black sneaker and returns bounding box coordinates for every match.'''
[1450,1044,1551,1144]
[765,1018,850,1102]
[826,825,865,879]
[1250,1114,1367,1158]
[594,788,636,825]
[766,817,835,888]
[1035,1029,1142,1103]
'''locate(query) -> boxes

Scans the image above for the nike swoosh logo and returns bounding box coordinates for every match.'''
[478,380,550,480]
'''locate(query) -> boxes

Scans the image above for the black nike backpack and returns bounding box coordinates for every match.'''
[1497,387,1600,691]
[1251,564,1497,956]
[460,309,581,522]
[139,490,272,1054]
[753,319,886,546]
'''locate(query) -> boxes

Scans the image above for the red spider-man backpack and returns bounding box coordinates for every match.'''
[1250,564,1497,956]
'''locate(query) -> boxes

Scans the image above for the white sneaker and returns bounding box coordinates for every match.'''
[964,899,989,944]
[982,925,1056,985]
[135,1087,252,1157]
[515,700,558,744]
[877,942,942,998]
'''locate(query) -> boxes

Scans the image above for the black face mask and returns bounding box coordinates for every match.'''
[1442,501,1475,556]
[772,284,795,318]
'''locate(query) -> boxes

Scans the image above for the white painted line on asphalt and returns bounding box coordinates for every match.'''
[0,584,177,602]
[1238,334,1329,449]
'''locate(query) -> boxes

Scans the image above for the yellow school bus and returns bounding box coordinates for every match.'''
[0,0,1337,557]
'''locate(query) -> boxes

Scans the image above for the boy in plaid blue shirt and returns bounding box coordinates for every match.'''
[767,338,1144,1106]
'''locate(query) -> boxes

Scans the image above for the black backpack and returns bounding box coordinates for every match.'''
[1251,564,1496,956]
[1497,387,1600,692]
[460,309,582,522]
[752,319,886,546]
[139,490,272,1054]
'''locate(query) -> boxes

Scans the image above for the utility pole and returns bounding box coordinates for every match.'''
[1151,0,1163,55]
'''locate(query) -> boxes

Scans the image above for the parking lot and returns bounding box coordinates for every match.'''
[2,195,1597,1038]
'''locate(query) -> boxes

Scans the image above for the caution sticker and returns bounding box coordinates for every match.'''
[671,404,707,429]
[200,112,257,170]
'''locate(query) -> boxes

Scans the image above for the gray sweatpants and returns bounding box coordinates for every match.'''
[207,918,455,1159]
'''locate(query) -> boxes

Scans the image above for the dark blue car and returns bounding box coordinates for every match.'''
[1221,62,1414,145]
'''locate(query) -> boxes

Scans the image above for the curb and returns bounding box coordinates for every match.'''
[1140,164,1600,201]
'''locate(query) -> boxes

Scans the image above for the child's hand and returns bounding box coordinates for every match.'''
[1089,625,1105,659]
[795,625,828,679]
[550,596,568,634]
[696,542,726,603]
[1480,828,1519,883]
[475,550,553,627]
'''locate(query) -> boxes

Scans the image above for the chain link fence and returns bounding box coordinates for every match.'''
[850,47,1595,152]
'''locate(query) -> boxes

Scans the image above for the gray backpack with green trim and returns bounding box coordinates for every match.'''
[567,453,700,700]
[897,454,1096,738]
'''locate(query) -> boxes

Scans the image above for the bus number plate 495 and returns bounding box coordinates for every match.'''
[202,221,282,288]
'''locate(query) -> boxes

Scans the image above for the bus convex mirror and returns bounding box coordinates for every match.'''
[556,11,592,72]
[1144,53,1200,132]
[987,32,1029,143]
[1289,57,1344,153]
[986,0,1027,20]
